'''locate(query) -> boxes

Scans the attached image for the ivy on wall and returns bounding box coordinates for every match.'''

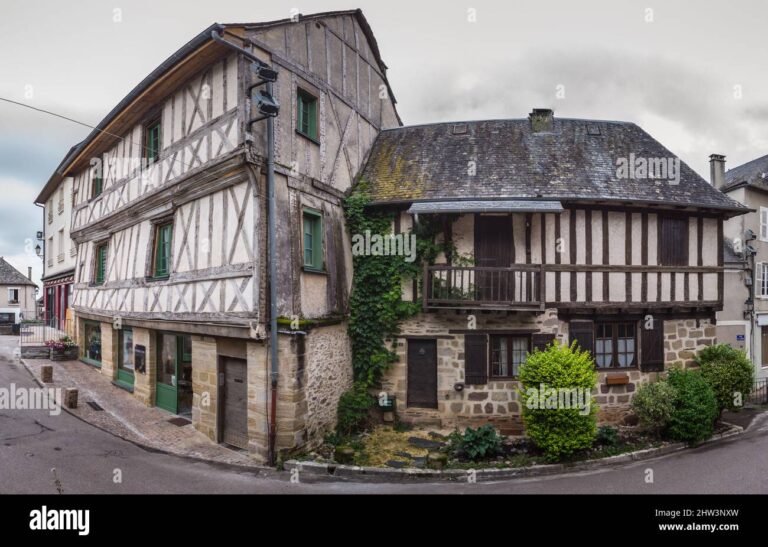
[343,179,448,387]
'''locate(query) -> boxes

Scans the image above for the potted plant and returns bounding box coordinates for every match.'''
[45,336,79,361]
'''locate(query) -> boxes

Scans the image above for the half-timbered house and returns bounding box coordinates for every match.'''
[41,9,400,461]
[359,109,747,431]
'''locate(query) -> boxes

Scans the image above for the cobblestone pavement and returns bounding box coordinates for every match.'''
[21,355,262,469]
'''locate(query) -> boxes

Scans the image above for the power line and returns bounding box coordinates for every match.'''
[0,96,200,174]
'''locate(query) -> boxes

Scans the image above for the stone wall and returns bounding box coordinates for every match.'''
[191,336,219,442]
[100,322,117,381]
[665,318,716,367]
[381,311,717,431]
[305,323,353,442]
[132,327,156,406]
[382,309,563,433]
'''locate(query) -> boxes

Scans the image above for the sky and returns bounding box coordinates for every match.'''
[1,0,767,290]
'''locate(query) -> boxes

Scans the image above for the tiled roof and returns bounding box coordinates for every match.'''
[360,117,747,214]
[0,258,35,286]
[722,153,768,193]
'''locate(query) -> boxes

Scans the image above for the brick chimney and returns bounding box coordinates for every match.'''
[709,154,726,189]
[529,108,554,132]
[28,267,32,280]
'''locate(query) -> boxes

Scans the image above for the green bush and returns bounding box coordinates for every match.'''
[448,424,503,461]
[666,368,719,445]
[519,341,598,462]
[695,344,754,412]
[336,382,375,436]
[632,380,678,433]
[596,425,619,447]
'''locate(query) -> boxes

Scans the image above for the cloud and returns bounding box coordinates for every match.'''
[398,48,768,178]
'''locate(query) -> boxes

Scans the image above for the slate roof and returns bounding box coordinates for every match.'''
[722,153,768,193]
[360,117,747,215]
[0,258,35,286]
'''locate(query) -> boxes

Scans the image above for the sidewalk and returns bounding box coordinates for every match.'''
[21,357,263,469]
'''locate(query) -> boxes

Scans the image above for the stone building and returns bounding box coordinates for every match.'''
[358,111,746,431]
[40,9,400,462]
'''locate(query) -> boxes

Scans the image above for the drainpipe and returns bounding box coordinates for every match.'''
[211,28,280,465]
[266,84,279,466]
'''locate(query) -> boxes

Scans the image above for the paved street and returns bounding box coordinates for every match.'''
[1,335,767,494]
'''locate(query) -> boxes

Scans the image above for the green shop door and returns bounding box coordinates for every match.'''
[116,328,135,388]
[156,333,193,415]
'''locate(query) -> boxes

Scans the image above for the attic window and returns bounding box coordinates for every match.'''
[452,123,468,135]
[587,124,601,136]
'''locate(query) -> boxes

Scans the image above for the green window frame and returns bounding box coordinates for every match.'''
[92,173,103,198]
[145,119,161,165]
[296,89,318,141]
[94,243,107,285]
[302,209,323,270]
[153,222,173,278]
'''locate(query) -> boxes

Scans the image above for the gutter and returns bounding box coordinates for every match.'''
[210,28,280,467]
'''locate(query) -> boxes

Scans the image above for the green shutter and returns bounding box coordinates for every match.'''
[308,97,317,140]
[154,224,172,277]
[297,91,318,140]
[96,245,106,284]
[146,122,160,164]
[302,211,322,269]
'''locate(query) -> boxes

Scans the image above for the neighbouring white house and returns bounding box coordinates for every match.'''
[0,257,37,328]
[35,165,77,327]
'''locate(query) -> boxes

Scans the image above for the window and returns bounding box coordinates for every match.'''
[145,119,161,165]
[761,207,768,241]
[119,329,134,373]
[757,262,768,297]
[302,209,323,270]
[152,222,173,278]
[7,288,19,305]
[490,335,529,378]
[92,172,103,198]
[659,216,689,266]
[94,243,107,284]
[595,321,637,368]
[296,89,318,141]
[83,321,102,366]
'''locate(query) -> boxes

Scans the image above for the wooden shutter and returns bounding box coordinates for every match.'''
[464,334,488,385]
[761,208,768,240]
[569,320,594,354]
[532,332,556,352]
[659,217,689,266]
[640,320,665,372]
[758,262,764,297]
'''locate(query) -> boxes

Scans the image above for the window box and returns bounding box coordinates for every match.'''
[605,373,630,385]
[50,346,80,361]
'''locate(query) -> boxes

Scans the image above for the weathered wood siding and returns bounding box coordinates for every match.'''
[410,208,722,307]
[71,54,240,232]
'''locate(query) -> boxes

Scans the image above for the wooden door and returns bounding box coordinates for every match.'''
[221,357,248,449]
[474,215,513,302]
[407,339,437,409]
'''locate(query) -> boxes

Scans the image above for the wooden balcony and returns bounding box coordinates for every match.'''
[422,264,724,311]
[424,265,544,311]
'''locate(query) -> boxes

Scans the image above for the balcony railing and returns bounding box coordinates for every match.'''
[424,265,544,310]
[423,263,723,311]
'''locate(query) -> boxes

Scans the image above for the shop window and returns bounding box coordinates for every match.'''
[83,322,102,367]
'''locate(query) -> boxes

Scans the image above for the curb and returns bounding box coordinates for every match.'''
[285,424,745,483]
[17,357,274,475]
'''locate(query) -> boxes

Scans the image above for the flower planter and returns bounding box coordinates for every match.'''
[50,346,79,361]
